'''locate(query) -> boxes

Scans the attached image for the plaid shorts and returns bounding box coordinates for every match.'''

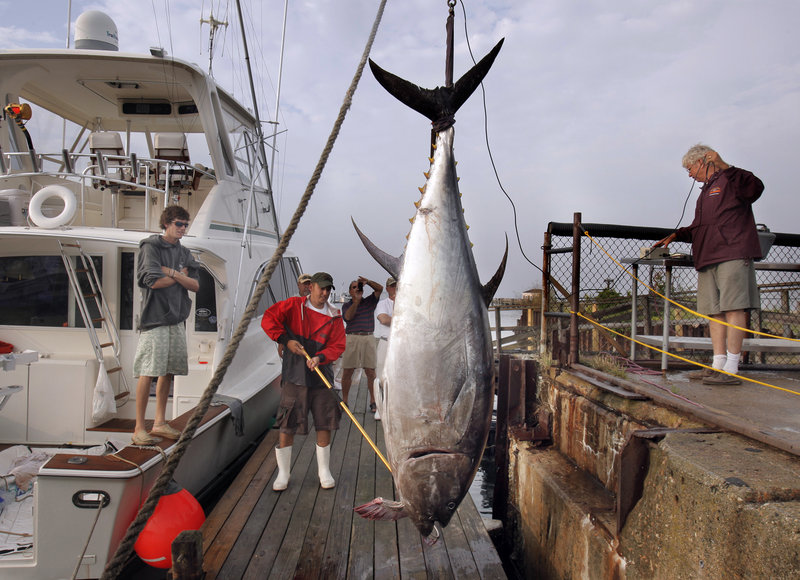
[133,323,188,377]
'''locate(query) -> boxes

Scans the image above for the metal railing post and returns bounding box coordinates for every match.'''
[541,230,551,355]
[569,212,581,365]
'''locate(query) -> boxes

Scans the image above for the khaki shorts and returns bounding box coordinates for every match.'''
[275,381,341,436]
[342,334,378,369]
[696,259,760,315]
[133,324,188,377]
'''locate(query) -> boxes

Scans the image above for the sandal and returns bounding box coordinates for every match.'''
[369,402,377,413]
[131,431,161,445]
[151,423,182,439]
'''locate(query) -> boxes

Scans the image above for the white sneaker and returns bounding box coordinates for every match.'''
[374,409,381,421]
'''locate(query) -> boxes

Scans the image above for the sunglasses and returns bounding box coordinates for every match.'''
[173,221,189,228]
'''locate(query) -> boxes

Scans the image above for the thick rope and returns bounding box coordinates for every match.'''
[100,1,388,577]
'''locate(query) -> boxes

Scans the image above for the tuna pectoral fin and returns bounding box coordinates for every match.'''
[354,497,407,521]
[482,235,509,307]
[369,38,504,124]
[352,217,402,281]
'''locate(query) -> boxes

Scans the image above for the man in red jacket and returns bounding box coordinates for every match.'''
[261,271,346,490]
[656,144,764,385]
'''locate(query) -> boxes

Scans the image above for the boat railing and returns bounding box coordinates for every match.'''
[0,148,215,228]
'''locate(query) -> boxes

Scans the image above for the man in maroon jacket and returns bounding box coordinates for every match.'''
[261,272,346,490]
[656,144,764,385]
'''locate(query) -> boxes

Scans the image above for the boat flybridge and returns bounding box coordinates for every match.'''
[0,13,297,579]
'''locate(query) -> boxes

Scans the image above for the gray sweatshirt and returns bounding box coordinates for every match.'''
[137,234,199,330]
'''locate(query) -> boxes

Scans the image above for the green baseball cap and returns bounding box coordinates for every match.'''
[310,272,335,289]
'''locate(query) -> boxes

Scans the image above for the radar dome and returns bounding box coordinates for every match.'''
[74,11,119,51]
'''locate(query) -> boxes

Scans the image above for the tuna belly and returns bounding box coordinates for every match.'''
[395,451,476,536]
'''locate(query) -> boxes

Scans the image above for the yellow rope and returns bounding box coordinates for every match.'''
[581,230,800,343]
[574,310,800,396]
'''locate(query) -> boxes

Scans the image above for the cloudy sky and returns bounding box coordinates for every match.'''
[5,0,799,296]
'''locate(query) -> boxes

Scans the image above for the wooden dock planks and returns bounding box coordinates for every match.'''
[201,379,506,579]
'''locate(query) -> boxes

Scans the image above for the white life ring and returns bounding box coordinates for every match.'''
[28,185,77,228]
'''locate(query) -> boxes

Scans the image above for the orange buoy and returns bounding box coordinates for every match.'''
[133,481,205,569]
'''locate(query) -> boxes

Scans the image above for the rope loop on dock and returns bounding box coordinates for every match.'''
[100,1,389,577]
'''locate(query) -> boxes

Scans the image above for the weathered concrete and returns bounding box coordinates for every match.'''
[509,442,622,579]
[547,368,705,490]
[504,364,800,579]
[619,432,800,579]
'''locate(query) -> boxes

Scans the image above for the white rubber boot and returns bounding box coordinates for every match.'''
[316,444,335,489]
[273,445,292,491]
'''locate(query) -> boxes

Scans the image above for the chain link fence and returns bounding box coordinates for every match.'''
[543,218,800,368]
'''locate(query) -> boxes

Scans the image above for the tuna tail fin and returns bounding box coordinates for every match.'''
[352,217,403,281]
[482,235,508,307]
[369,38,504,126]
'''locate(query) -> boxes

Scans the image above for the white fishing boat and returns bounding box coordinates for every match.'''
[0,9,296,579]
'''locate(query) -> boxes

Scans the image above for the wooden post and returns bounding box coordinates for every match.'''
[495,306,503,355]
[493,355,511,522]
[524,359,539,426]
[169,530,204,580]
[569,212,582,365]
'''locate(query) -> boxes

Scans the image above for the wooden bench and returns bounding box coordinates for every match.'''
[637,335,800,353]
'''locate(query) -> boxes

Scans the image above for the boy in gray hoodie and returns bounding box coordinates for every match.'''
[132,205,199,445]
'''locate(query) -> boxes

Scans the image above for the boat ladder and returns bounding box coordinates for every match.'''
[59,240,130,404]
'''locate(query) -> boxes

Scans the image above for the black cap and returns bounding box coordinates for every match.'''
[310,272,335,289]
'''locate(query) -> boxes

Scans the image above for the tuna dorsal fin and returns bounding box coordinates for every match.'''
[369,38,504,125]
[352,217,403,281]
[482,236,508,307]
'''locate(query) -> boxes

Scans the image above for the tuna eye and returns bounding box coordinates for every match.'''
[447,501,456,510]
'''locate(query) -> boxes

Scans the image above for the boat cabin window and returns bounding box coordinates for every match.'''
[194,269,217,332]
[0,255,102,328]
[120,252,136,330]
[122,252,217,332]
[251,257,296,316]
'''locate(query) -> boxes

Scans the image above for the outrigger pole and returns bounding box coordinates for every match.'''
[234,0,280,233]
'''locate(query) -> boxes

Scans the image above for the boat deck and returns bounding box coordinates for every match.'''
[201,380,506,579]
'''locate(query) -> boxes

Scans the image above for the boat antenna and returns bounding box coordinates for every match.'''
[64,0,72,150]
[200,11,228,77]
[234,0,280,233]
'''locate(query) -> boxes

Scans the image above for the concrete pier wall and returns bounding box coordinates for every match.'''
[504,365,800,579]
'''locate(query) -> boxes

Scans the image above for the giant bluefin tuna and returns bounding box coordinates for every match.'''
[353,38,507,539]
